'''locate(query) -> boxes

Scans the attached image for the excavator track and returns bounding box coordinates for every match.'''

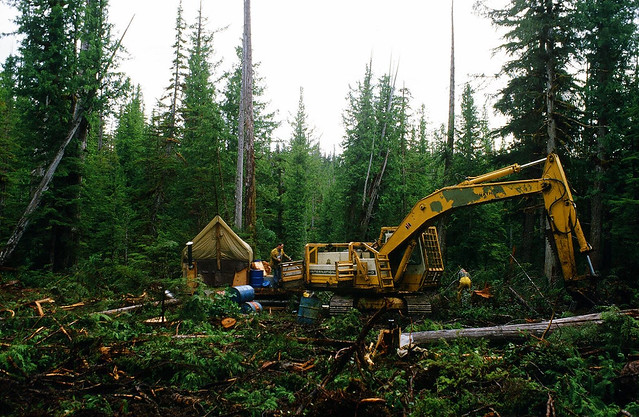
[329,294,432,315]
[403,294,432,315]
[328,294,354,315]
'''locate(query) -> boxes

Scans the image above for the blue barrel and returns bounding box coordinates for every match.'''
[241,301,263,314]
[249,269,264,288]
[297,295,322,324]
[231,285,254,303]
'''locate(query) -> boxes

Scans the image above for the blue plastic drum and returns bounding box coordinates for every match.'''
[241,301,263,314]
[231,285,255,303]
[249,269,264,288]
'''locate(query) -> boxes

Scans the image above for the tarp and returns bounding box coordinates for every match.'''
[182,215,253,263]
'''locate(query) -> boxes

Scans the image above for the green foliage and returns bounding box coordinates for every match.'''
[178,287,240,322]
[0,343,38,377]
[226,385,296,417]
[281,88,317,258]
[322,308,363,339]
[485,0,580,154]
[1,1,638,413]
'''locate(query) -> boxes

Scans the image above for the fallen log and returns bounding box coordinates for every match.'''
[400,309,639,349]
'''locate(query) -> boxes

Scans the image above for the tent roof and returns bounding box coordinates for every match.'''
[183,215,253,262]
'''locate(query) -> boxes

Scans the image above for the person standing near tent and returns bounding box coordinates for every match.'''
[270,243,291,288]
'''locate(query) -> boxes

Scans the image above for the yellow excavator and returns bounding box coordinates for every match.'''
[281,153,596,313]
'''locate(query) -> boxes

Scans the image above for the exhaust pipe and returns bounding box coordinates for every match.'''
[186,241,194,269]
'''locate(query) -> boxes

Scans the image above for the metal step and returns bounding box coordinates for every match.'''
[376,254,395,288]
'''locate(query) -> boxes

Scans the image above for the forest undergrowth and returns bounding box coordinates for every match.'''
[1,271,638,417]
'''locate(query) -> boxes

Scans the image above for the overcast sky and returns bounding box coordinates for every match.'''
[0,0,508,153]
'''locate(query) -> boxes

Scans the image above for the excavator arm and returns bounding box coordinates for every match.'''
[379,154,594,284]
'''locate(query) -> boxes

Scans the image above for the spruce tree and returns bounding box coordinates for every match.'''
[4,0,113,270]
[146,0,188,241]
[485,0,580,155]
[339,63,377,240]
[281,88,315,258]
[484,0,580,273]
[576,0,639,273]
[0,57,19,240]
[180,5,228,231]
[447,84,507,270]
[113,86,148,262]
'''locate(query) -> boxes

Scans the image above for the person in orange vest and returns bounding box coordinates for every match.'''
[457,268,471,302]
[270,243,291,288]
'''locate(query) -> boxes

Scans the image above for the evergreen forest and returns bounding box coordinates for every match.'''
[1,1,639,416]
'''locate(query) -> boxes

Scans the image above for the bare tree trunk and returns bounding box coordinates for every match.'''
[242,0,256,239]
[361,149,390,234]
[234,110,244,229]
[235,0,254,231]
[589,123,606,273]
[439,0,455,258]
[543,0,559,282]
[445,0,455,172]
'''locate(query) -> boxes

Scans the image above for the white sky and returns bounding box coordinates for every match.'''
[0,0,508,153]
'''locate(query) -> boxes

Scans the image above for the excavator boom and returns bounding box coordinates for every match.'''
[380,154,592,283]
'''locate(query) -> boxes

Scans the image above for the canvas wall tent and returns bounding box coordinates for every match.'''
[182,216,253,287]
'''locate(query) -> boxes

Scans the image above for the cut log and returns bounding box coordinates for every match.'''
[400,309,639,348]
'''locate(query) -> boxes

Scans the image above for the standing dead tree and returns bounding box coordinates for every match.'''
[234,0,255,233]
[438,0,456,258]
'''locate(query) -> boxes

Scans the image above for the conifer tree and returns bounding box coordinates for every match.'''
[576,0,639,272]
[484,0,580,274]
[339,63,377,240]
[484,0,580,155]
[455,83,485,176]
[447,84,507,269]
[281,88,315,258]
[113,86,147,262]
[0,57,19,238]
[180,4,228,230]
[147,0,188,240]
[1,0,113,269]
